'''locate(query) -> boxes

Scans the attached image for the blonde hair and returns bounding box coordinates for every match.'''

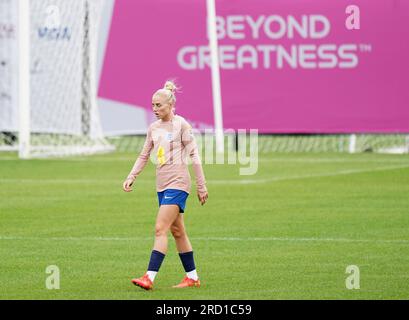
[154,80,179,105]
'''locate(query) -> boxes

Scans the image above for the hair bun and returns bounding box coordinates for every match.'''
[164,81,177,93]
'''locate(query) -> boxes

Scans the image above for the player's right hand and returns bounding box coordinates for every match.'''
[122,178,134,192]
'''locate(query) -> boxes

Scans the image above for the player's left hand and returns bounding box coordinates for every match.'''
[122,178,134,192]
[197,190,208,206]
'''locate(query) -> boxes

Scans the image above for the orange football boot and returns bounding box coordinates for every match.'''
[131,274,153,290]
[172,276,201,288]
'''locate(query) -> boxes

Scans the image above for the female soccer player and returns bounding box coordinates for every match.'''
[123,81,208,290]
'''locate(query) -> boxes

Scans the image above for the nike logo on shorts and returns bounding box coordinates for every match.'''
[164,196,173,199]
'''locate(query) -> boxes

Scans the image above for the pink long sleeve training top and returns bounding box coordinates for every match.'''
[127,115,207,194]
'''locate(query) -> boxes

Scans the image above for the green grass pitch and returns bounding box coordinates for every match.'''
[1,151,409,299]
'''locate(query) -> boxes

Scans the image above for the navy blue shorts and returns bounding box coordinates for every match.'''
[157,189,189,213]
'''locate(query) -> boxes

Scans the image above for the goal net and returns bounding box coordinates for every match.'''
[0,0,114,158]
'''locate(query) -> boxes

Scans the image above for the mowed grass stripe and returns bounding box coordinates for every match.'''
[1,235,409,244]
[1,164,409,185]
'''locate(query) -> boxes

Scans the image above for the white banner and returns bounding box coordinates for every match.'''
[0,0,17,131]
[30,0,84,134]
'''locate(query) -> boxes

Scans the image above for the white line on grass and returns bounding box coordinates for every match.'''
[0,235,408,244]
[210,164,409,185]
[257,158,409,164]
[0,178,125,184]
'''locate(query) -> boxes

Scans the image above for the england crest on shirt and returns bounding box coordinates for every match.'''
[166,132,173,141]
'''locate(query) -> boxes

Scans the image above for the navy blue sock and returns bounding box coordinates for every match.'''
[178,251,196,272]
[147,250,166,272]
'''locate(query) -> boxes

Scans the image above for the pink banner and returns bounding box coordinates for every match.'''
[98,0,409,133]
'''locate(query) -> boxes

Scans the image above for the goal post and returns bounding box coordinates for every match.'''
[206,0,224,154]
[0,0,114,158]
[17,0,30,159]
